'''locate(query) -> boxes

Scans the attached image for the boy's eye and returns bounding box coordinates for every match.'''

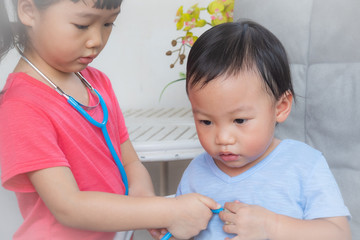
[74,24,89,30]
[234,119,246,124]
[104,23,115,27]
[199,120,212,126]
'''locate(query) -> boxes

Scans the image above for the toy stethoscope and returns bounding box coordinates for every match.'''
[16,46,129,195]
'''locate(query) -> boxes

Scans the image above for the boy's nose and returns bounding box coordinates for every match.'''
[215,129,236,146]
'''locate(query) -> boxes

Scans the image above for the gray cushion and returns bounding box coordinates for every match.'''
[234,0,360,238]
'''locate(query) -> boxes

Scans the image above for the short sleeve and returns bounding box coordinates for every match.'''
[0,100,70,192]
[302,155,351,219]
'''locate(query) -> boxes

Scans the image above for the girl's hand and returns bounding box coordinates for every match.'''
[219,200,277,240]
[167,193,220,239]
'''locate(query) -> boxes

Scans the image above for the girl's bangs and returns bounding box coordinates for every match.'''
[92,0,122,9]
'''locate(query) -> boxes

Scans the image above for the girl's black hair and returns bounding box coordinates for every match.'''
[186,20,294,101]
[0,0,122,62]
[0,1,14,62]
[38,0,123,10]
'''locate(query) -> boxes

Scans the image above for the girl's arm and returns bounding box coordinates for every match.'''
[120,139,155,197]
[27,166,219,239]
[219,201,351,240]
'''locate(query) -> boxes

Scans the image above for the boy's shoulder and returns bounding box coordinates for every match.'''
[274,139,327,169]
[279,139,322,156]
[181,152,212,176]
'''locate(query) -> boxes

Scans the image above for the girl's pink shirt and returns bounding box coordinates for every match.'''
[0,67,129,239]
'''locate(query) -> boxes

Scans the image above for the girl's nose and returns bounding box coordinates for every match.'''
[86,28,104,49]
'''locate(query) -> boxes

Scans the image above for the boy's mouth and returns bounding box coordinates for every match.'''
[219,152,239,162]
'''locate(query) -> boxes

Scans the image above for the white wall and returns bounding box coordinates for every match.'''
[0,0,213,111]
[0,0,212,238]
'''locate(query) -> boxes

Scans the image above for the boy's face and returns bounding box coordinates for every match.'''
[188,70,291,177]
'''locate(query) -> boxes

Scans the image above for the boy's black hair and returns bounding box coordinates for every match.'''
[186,20,294,101]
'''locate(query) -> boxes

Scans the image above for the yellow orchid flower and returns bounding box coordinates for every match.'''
[175,6,184,30]
[208,0,225,15]
[208,0,234,26]
[224,2,234,22]
[166,0,234,71]
[182,32,199,47]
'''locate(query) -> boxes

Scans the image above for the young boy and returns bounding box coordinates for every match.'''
[176,20,351,239]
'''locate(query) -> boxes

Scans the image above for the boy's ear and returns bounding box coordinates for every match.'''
[275,91,293,123]
[17,0,37,27]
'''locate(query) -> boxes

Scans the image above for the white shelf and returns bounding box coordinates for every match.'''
[124,108,204,162]
[124,107,203,195]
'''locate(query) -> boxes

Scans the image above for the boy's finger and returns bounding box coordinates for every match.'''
[219,208,235,225]
[149,229,161,238]
[224,201,248,213]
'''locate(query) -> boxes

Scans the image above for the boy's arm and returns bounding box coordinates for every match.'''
[270,214,350,240]
[220,201,351,240]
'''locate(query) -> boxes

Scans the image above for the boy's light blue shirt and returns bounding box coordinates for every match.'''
[176,139,350,240]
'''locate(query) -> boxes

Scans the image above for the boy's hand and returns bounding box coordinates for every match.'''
[148,228,171,240]
[219,200,277,240]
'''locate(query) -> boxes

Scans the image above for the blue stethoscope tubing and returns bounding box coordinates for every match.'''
[67,89,129,195]
[161,207,224,240]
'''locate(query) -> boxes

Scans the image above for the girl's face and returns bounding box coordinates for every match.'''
[188,70,292,177]
[21,0,120,74]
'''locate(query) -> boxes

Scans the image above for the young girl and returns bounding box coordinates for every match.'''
[176,20,351,239]
[0,1,220,239]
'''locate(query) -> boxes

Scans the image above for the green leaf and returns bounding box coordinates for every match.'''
[159,77,186,102]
